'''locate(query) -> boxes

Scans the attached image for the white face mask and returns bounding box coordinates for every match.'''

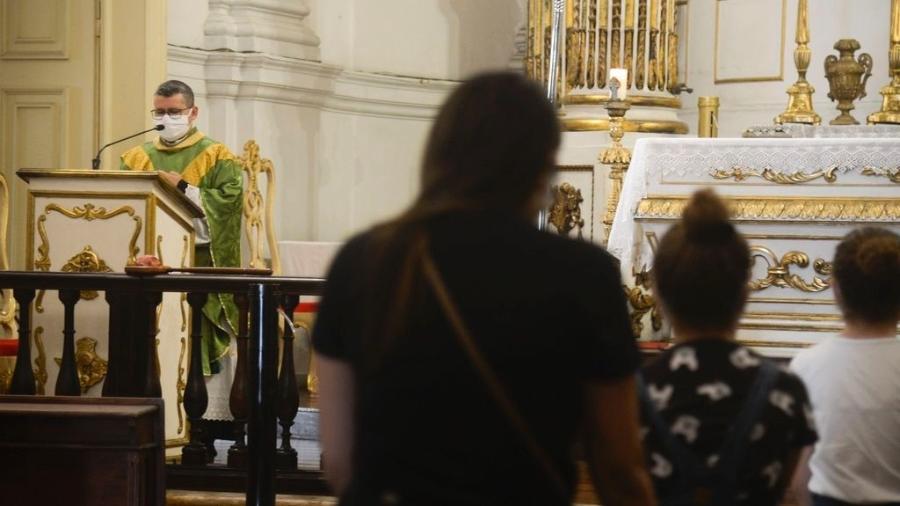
[156,114,191,142]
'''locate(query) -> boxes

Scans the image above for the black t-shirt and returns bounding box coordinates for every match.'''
[314,211,639,505]
[640,339,818,506]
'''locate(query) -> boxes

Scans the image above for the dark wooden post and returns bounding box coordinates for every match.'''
[227,290,250,468]
[182,291,210,466]
[9,288,36,395]
[54,289,81,396]
[275,293,300,470]
[141,290,163,398]
[247,283,277,506]
[102,290,121,397]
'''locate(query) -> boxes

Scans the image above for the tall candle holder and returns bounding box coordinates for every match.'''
[868,0,900,124]
[775,0,821,125]
[600,76,632,244]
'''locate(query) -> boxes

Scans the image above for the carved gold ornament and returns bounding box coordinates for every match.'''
[748,246,832,293]
[861,166,900,183]
[60,246,114,301]
[53,336,108,394]
[824,39,874,125]
[0,174,14,338]
[177,336,187,435]
[636,197,900,222]
[548,182,585,237]
[34,203,142,312]
[624,265,663,337]
[710,166,838,184]
[240,140,281,274]
[33,326,47,395]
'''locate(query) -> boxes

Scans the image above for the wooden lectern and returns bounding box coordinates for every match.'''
[17,169,203,451]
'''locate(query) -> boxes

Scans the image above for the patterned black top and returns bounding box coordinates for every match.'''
[640,339,818,506]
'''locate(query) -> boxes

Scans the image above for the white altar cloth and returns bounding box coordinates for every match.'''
[609,137,900,273]
[278,241,342,278]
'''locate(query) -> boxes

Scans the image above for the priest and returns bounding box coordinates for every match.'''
[121,80,242,380]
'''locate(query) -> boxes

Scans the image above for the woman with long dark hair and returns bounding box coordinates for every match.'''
[638,190,817,506]
[314,72,656,505]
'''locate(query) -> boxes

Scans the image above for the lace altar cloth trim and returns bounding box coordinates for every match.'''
[744,124,900,138]
[607,137,900,271]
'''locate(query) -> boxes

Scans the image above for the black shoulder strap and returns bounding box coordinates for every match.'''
[710,359,780,505]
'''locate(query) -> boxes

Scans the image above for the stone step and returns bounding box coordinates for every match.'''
[167,490,334,506]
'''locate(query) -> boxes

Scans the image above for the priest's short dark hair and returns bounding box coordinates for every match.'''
[155,80,195,107]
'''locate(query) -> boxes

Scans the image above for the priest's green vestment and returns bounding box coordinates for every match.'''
[120,128,242,375]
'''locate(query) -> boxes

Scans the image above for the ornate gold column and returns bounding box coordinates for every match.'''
[775,0,821,125]
[527,0,688,134]
[868,0,900,124]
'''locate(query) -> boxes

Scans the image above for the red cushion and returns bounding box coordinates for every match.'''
[0,339,18,357]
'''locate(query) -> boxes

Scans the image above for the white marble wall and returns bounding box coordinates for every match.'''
[682,0,893,137]
[167,0,526,244]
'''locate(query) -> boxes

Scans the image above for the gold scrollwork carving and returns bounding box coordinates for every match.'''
[60,246,113,301]
[636,197,900,222]
[241,140,281,273]
[34,203,143,312]
[33,326,47,395]
[624,265,663,338]
[710,166,838,184]
[0,173,14,338]
[53,336,108,394]
[548,182,585,238]
[861,166,900,183]
[749,246,831,293]
[176,337,187,435]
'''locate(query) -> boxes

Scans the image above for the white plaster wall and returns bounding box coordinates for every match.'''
[682,0,892,137]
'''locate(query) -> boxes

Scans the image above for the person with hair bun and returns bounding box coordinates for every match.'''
[790,227,900,506]
[639,189,817,506]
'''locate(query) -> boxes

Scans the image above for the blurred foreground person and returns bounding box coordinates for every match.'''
[314,72,656,506]
[639,190,817,506]
[791,228,900,506]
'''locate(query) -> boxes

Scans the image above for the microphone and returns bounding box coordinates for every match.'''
[91,124,164,170]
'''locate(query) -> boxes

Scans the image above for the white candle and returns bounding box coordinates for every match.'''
[609,68,628,100]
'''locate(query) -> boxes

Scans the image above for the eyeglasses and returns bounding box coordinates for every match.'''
[150,107,192,120]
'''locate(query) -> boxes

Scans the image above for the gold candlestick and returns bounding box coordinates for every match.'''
[868,0,900,124]
[775,0,821,125]
[600,77,632,245]
[698,96,720,138]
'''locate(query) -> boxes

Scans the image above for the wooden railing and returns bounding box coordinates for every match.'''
[0,270,325,506]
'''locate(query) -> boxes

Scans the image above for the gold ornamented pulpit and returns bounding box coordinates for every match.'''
[17,169,203,452]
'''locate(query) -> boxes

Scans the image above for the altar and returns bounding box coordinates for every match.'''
[608,136,900,356]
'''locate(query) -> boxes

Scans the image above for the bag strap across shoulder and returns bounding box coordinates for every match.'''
[420,248,570,501]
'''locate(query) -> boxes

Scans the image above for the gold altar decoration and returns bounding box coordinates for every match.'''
[709,166,838,185]
[33,326,47,395]
[240,140,281,274]
[53,336,108,394]
[600,79,632,244]
[748,246,831,293]
[698,96,720,137]
[636,197,900,222]
[34,203,142,312]
[862,166,900,183]
[624,265,662,337]
[775,0,821,125]
[0,174,14,339]
[868,0,900,124]
[824,39,874,126]
[60,246,114,301]
[548,182,585,237]
[527,0,687,133]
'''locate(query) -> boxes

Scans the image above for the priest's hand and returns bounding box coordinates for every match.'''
[159,171,183,186]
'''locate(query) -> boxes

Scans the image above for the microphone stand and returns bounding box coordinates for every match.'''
[91,125,163,170]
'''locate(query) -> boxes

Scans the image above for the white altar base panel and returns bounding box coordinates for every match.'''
[609,137,900,357]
